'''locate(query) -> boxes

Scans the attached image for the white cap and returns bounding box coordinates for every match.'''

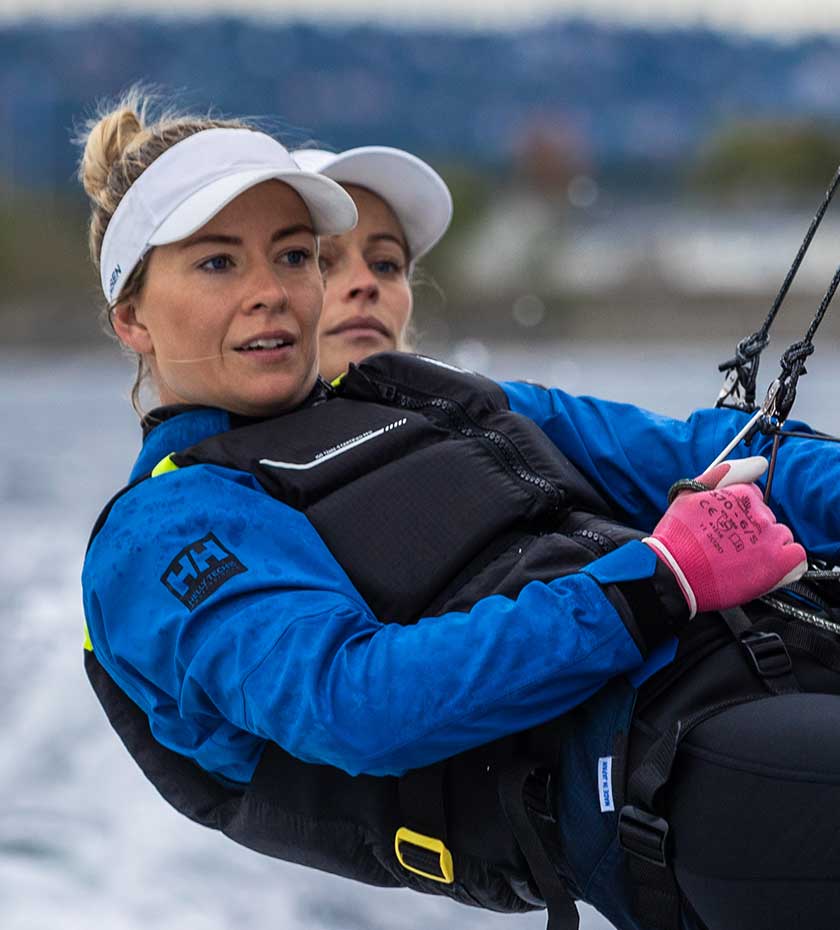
[291,146,453,261]
[100,128,358,302]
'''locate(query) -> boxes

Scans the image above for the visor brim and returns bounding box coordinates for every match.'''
[148,168,358,246]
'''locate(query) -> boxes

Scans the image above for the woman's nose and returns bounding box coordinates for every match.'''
[344,260,379,304]
[245,261,289,313]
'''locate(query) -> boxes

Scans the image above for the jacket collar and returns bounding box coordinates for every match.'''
[131,379,334,482]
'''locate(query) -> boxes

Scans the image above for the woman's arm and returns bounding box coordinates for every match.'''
[502,381,840,559]
[83,465,664,780]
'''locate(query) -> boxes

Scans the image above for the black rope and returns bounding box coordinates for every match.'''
[716,164,840,411]
[715,332,769,412]
[774,428,840,443]
[771,261,840,423]
[763,431,782,504]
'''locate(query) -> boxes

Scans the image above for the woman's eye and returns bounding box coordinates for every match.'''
[282,249,311,267]
[199,255,233,272]
[371,259,402,275]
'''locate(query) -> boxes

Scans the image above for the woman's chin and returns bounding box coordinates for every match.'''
[326,338,396,378]
[222,372,319,418]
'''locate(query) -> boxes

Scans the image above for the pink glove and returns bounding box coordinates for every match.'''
[643,457,807,617]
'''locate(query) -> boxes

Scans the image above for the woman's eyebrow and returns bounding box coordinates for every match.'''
[271,223,316,243]
[179,225,316,251]
[179,233,241,250]
[368,232,409,258]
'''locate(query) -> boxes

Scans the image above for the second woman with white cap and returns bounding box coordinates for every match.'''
[293,146,452,381]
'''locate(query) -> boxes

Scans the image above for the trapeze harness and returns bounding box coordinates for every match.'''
[84,352,840,930]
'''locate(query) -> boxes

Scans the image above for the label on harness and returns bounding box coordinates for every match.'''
[598,756,615,812]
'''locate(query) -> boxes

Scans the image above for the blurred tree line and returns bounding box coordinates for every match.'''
[691,121,840,198]
[5,117,840,347]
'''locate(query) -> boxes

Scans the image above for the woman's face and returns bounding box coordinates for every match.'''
[113,180,324,417]
[317,184,413,382]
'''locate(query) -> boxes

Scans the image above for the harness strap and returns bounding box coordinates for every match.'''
[621,608,803,929]
[398,764,448,846]
[498,761,579,930]
[721,607,800,695]
[617,808,681,930]
[767,615,840,673]
[395,763,454,884]
[622,692,773,930]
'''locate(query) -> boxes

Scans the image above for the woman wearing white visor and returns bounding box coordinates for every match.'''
[292,146,452,382]
[82,98,357,415]
[81,94,840,930]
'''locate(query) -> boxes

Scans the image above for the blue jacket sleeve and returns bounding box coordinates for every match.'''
[502,381,840,561]
[83,463,653,780]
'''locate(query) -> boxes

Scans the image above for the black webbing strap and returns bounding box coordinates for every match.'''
[498,761,580,930]
[619,718,684,930]
[620,609,797,928]
[765,614,840,674]
[617,809,681,930]
[718,606,751,638]
[620,606,840,928]
[739,629,799,694]
[751,607,840,682]
[396,763,453,883]
[721,607,800,695]
[398,763,448,842]
[621,692,774,930]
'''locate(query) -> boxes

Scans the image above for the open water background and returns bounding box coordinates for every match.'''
[3,339,839,930]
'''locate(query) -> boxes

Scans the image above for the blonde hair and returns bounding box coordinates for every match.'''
[76,88,258,415]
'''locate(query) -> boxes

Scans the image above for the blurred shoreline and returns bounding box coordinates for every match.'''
[7,199,840,348]
[8,289,839,350]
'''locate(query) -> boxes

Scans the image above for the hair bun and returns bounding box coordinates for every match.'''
[79,106,145,204]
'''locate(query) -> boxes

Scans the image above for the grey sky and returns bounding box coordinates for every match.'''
[5,0,840,36]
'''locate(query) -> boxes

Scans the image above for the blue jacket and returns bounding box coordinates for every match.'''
[82,379,840,784]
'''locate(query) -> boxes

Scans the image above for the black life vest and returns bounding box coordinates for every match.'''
[83,353,650,927]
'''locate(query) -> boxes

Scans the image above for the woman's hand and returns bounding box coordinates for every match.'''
[643,457,807,617]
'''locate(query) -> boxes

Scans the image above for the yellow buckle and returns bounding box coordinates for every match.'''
[394,827,454,884]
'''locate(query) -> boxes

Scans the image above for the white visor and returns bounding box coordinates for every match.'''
[291,146,453,261]
[100,128,358,302]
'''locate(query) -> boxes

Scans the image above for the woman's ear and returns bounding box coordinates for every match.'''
[111,300,154,355]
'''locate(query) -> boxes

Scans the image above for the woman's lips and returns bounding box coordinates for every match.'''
[326,316,391,341]
[233,332,298,362]
[235,344,296,364]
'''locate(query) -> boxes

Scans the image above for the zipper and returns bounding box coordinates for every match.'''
[373,378,564,511]
[570,527,616,557]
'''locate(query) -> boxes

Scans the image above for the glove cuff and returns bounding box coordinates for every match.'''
[584,540,691,654]
[643,536,697,618]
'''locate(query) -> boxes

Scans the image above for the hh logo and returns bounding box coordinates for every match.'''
[161,533,247,611]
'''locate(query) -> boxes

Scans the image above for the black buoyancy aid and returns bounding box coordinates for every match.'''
[84,353,647,924]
